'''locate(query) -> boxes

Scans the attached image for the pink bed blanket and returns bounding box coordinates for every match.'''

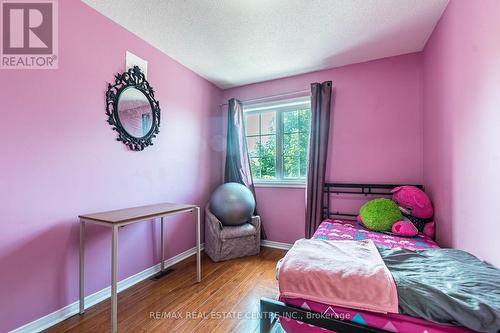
[315,219,439,249]
[278,239,399,314]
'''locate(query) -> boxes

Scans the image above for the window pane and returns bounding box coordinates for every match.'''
[261,111,276,135]
[299,131,309,177]
[298,109,311,132]
[246,136,260,158]
[245,105,310,183]
[283,110,299,134]
[283,132,300,178]
[245,113,259,136]
[260,135,276,179]
[250,157,261,178]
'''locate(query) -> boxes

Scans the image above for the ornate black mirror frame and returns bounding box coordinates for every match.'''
[105,66,161,151]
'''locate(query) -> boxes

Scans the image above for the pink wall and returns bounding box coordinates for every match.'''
[0,1,222,331]
[222,53,424,243]
[8,1,499,329]
[422,0,500,267]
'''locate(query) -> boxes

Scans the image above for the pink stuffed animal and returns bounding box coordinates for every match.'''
[392,186,433,218]
[391,186,435,238]
[391,220,418,237]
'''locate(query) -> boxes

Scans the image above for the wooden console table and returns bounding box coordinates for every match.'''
[78,203,201,333]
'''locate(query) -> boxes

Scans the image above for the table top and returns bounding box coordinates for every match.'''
[79,202,197,224]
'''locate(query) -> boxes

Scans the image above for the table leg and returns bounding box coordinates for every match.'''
[79,220,85,314]
[160,217,164,271]
[195,207,201,283]
[111,225,118,333]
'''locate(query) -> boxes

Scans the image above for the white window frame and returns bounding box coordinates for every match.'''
[244,96,311,187]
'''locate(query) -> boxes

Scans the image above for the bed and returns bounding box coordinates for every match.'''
[278,219,474,333]
[259,183,492,333]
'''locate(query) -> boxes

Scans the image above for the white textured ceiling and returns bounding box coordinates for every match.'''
[82,0,448,89]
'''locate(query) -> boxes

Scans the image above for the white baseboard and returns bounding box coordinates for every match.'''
[9,244,205,333]
[261,240,293,250]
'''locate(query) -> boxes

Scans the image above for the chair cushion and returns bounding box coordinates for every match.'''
[220,223,257,240]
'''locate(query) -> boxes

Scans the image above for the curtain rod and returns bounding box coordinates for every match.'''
[218,89,310,109]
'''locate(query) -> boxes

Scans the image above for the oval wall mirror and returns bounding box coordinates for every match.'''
[117,87,153,138]
[106,66,160,150]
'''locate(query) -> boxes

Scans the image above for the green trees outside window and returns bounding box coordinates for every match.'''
[245,105,310,183]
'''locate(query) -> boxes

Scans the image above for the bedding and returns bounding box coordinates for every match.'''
[280,297,474,333]
[279,239,398,314]
[278,219,499,333]
[380,247,500,332]
[314,219,439,249]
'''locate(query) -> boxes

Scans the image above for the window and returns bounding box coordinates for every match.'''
[244,97,311,185]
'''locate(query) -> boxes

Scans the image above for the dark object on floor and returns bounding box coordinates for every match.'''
[150,268,174,281]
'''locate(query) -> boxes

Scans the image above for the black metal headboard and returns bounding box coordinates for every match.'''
[322,183,424,220]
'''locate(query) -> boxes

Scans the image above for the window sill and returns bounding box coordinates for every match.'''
[254,182,306,189]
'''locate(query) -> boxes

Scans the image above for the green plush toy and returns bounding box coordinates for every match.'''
[359,198,403,232]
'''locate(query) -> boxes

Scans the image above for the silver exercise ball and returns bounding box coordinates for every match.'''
[210,182,256,226]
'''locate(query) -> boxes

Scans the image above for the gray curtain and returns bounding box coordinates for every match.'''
[224,98,266,239]
[305,82,332,238]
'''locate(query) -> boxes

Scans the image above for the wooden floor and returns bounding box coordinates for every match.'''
[46,247,286,333]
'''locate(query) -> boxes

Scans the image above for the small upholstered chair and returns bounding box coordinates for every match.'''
[204,204,261,262]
